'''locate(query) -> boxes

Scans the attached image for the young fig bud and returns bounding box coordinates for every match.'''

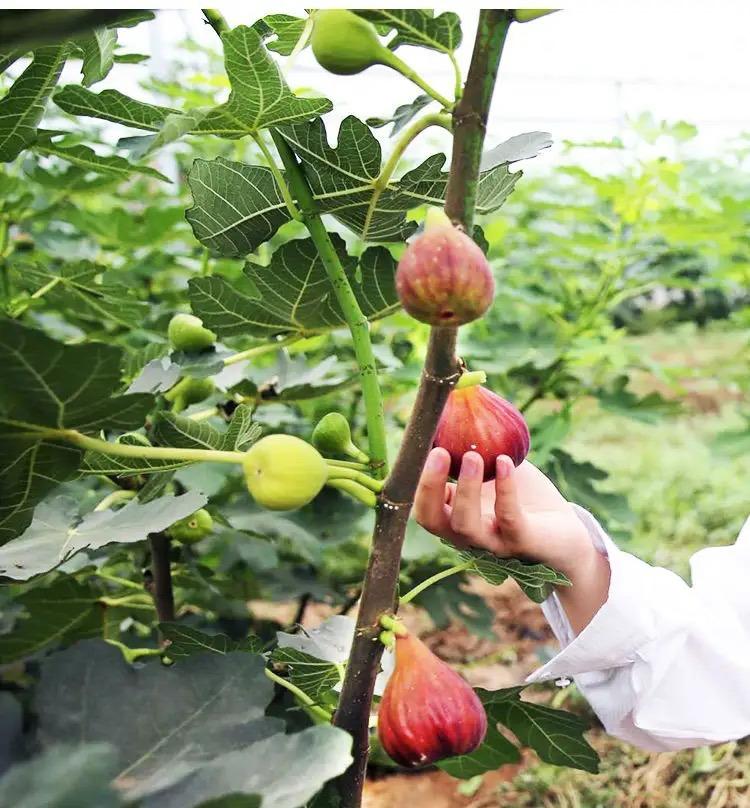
[396,211,494,327]
[164,376,215,413]
[311,10,388,75]
[168,313,216,353]
[312,413,369,463]
[243,434,328,511]
[168,509,213,544]
[433,385,530,480]
[378,632,487,768]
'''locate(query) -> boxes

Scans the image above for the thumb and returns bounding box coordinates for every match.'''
[493,455,526,536]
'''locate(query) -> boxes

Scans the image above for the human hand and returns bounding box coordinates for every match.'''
[414,447,595,579]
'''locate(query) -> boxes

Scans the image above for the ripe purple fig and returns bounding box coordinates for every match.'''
[433,385,530,480]
[395,209,495,327]
[378,631,487,768]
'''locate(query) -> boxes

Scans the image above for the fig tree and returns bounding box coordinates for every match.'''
[243,434,328,511]
[395,208,495,326]
[168,313,216,353]
[378,630,488,768]
[433,385,530,480]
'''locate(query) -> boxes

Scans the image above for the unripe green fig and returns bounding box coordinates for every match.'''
[514,8,558,22]
[168,313,216,353]
[312,413,370,463]
[168,509,213,543]
[310,10,388,75]
[243,434,328,511]
[164,376,215,413]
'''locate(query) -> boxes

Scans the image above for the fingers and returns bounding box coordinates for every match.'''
[449,452,484,537]
[414,448,453,535]
[493,455,526,537]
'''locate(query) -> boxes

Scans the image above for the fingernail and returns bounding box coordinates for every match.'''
[460,452,481,478]
[496,455,511,480]
[425,448,446,472]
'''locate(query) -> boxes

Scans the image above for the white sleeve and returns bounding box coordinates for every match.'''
[526,506,750,751]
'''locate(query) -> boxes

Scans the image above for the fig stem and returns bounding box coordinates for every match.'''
[326,467,384,493]
[105,640,164,664]
[56,429,246,466]
[449,51,463,101]
[379,614,407,636]
[378,630,395,649]
[93,489,136,512]
[454,369,488,390]
[382,49,453,109]
[270,130,389,477]
[264,667,333,723]
[252,131,303,221]
[326,459,370,471]
[223,334,301,366]
[399,561,475,605]
[325,479,378,508]
[363,111,452,237]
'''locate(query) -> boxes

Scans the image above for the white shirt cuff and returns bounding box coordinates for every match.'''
[526,505,693,684]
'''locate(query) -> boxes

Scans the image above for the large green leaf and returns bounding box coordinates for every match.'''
[159,623,262,659]
[0,320,153,542]
[439,687,599,778]
[189,236,398,338]
[186,159,291,256]
[78,27,117,86]
[54,25,330,142]
[357,10,462,53]
[34,140,169,181]
[11,262,150,328]
[0,45,67,161]
[0,744,122,808]
[0,492,207,581]
[36,640,352,808]
[458,550,571,604]
[0,579,107,663]
[270,647,340,703]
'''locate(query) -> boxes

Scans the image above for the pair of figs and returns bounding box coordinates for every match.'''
[378,629,487,768]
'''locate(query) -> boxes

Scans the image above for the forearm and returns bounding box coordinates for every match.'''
[555,537,611,635]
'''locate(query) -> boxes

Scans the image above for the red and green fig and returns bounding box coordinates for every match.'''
[378,631,487,768]
[433,385,530,480]
[395,208,495,327]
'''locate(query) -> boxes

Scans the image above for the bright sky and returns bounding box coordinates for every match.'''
[113,4,750,173]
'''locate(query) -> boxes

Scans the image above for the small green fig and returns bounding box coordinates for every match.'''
[514,9,558,22]
[164,376,215,413]
[312,413,369,463]
[310,10,389,75]
[168,313,216,353]
[168,509,214,543]
[243,434,328,511]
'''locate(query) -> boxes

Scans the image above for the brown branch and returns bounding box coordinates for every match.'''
[332,11,513,807]
[147,532,175,631]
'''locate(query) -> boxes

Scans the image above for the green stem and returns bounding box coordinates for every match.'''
[326,466,383,493]
[60,429,244,465]
[188,406,219,422]
[100,594,155,608]
[106,639,163,664]
[362,112,452,237]
[455,369,487,390]
[265,667,332,722]
[325,479,377,508]
[96,571,144,592]
[399,560,474,605]
[252,132,302,221]
[223,334,301,366]
[94,489,136,512]
[270,130,389,476]
[449,51,463,101]
[202,8,229,36]
[30,276,61,299]
[382,50,453,108]
[325,458,369,471]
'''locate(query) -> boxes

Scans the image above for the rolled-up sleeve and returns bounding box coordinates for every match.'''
[526,507,750,751]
